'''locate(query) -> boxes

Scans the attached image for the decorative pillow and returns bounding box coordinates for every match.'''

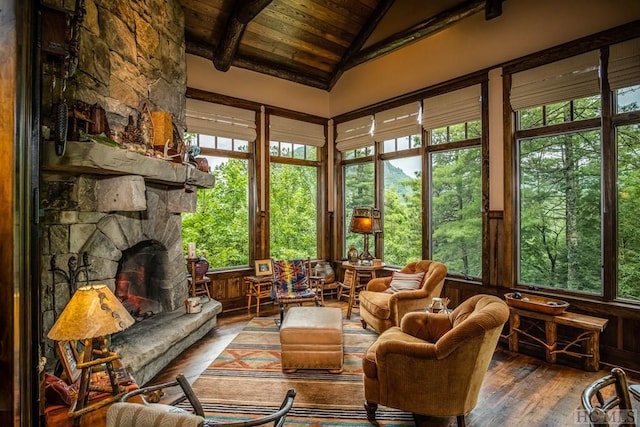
[44,372,75,406]
[386,271,426,294]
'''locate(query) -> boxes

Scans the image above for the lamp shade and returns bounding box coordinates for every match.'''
[47,284,135,341]
[349,207,382,234]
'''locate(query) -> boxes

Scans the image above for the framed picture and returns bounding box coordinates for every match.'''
[255,259,273,276]
[56,340,81,384]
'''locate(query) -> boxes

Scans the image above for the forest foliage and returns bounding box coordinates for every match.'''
[182,86,639,301]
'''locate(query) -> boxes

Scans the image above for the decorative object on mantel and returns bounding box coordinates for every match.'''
[151,110,172,153]
[151,110,186,163]
[122,115,145,149]
[41,0,86,157]
[89,103,111,136]
[67,102,93,142]
[163,121,186,164]
[47,284,135,424]
[504,292,569,315]
[195,157,209,173]
[138,102,154,150]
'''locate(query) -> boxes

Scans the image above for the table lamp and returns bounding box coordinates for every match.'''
[47,284,135,422]
[349,207,382,264]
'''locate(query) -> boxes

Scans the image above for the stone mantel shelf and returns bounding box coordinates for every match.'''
[42,140,214,188]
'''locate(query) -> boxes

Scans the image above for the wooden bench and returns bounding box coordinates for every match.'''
[506,307,608,371]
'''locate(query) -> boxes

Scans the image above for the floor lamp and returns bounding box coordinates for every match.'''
[349,207,382,265]
[47,284,135,424]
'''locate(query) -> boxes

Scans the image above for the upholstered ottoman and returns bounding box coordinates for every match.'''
[279,306,343,373]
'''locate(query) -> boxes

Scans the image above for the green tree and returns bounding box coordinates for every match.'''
[182,158,249,268]
[518,130,602,292]
[383,159,422,266]
[269,163,318,259]
[430,147,482,277]
[617,123,640,301]
[344,161,375,252]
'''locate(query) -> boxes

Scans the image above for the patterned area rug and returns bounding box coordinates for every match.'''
[184,316,415,426]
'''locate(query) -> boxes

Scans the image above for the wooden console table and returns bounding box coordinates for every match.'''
[245,275,273,316]
[506,307,608,371]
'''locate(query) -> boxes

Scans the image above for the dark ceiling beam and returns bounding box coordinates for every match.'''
[232,55,330,90]
[341,0,487,72]
[186,41,330,91]
[213,0,273,72]
[328,0,396,90]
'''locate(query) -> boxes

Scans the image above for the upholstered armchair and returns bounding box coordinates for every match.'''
[362,294,509,427]
[359,260,447,333]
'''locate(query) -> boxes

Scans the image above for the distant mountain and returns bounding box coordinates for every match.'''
[384,161,418,198]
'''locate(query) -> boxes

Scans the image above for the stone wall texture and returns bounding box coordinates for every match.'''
[43,0,186,133]
[40,0,188,371]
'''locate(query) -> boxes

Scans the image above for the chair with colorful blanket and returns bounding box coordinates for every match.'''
[272,259,321,323]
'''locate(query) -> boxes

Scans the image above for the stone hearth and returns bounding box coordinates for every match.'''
[111,299,221,386]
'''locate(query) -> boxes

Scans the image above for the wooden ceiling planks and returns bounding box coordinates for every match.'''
[179,0,496,91]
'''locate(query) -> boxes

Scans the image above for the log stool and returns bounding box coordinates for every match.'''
[279,306,343,373]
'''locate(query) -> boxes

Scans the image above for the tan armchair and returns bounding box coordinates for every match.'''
[358,260,447,333]
[362,294,509,427]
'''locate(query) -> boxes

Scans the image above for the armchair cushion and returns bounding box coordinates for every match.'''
[385,271,426,293]
[359,260,447,334]
[400,312,452,343]
[359,291,392,320]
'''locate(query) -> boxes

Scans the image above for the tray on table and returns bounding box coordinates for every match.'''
[504,292,569,315]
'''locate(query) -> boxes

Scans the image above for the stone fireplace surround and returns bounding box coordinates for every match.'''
[41,141,221,385]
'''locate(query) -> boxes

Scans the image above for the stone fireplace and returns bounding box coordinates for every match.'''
[38,0,224,385]
[115,241,168,321]
[40,142,220,385]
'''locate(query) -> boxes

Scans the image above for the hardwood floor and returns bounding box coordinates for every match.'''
[145,300,640,427]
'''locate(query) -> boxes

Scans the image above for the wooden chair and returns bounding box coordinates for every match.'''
[581,367,636,427]
[336,269,357,303]
[108,374,296,427]
[271,259,320,323]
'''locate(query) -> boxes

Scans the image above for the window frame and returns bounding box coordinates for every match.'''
[266,113,326,260]
[182,132,255,270]
[506,38,640,305]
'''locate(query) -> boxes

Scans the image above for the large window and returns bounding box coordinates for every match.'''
[617,122,640,301]
[518,127,602,292]
[382,151,422,266]
[343,157,375,255]
[182,100,256,268]
[182,134,251,268]
[424,85,483,278]
[269,116,324,259]
[376,103,422,266]
[512,40,640,302]
[612,38,640,302]
[513,51,603,294]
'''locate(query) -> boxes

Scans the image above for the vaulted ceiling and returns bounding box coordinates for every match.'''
[179,0,504,91]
